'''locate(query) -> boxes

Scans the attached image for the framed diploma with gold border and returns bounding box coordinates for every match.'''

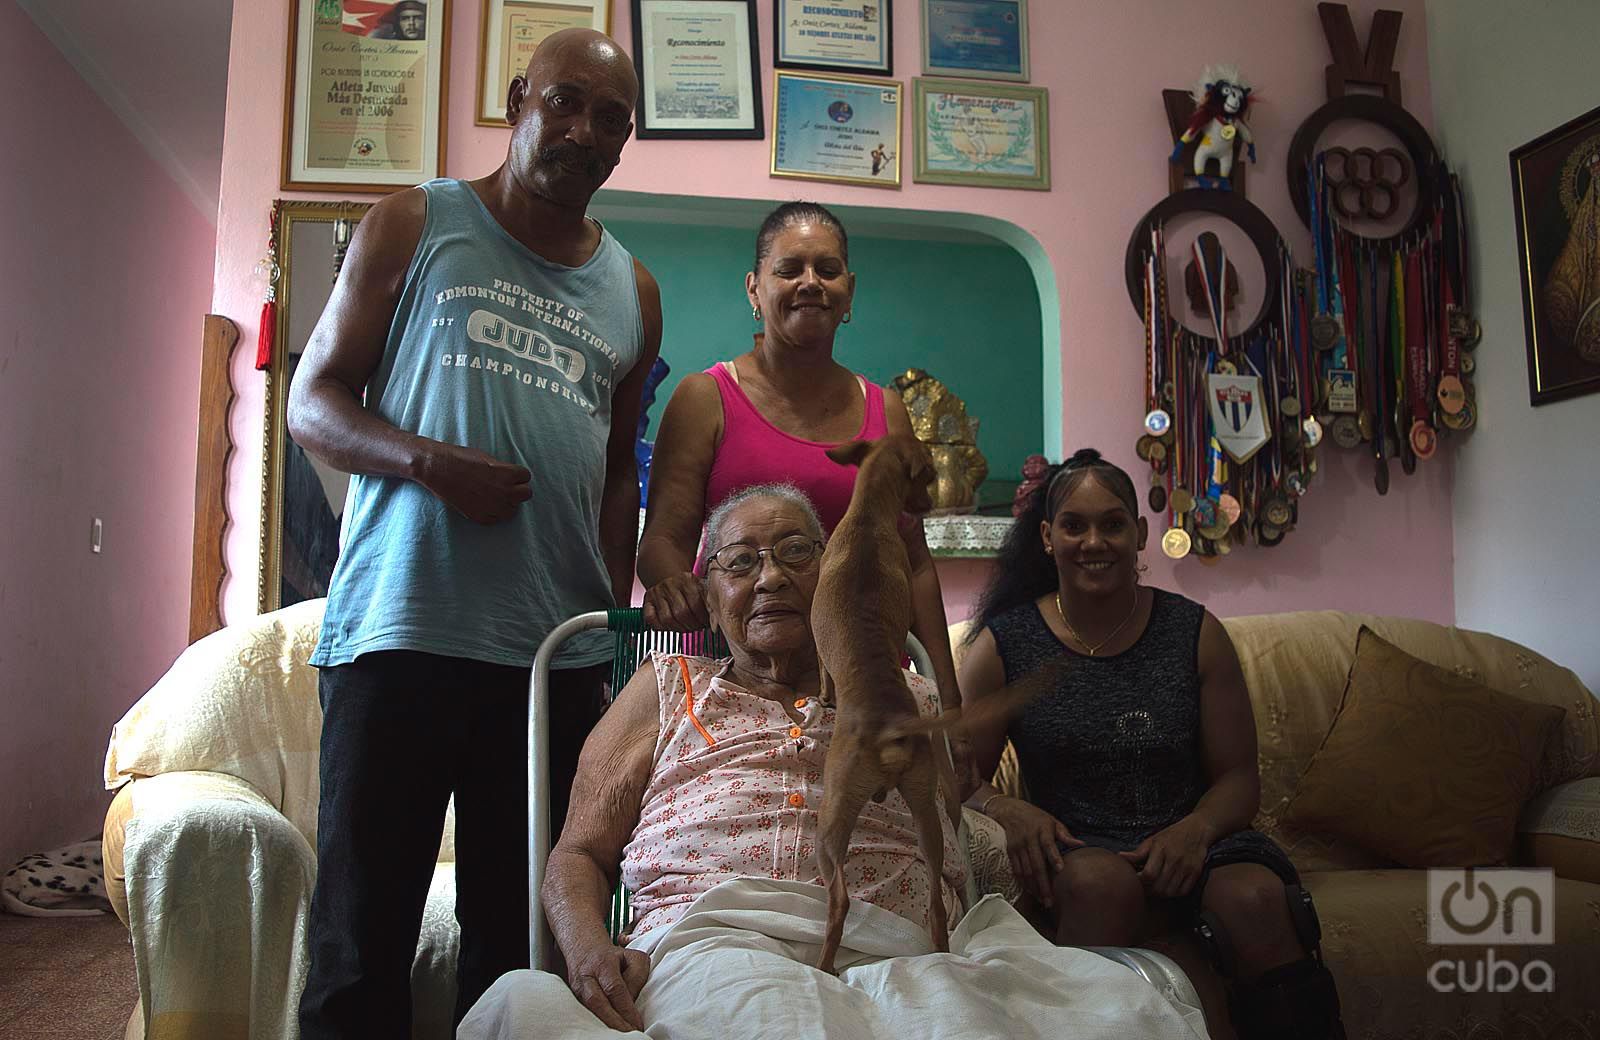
[912,77,1048,190]
[478,0,611,126]
[282,0,452,192]
[771,70,901,188]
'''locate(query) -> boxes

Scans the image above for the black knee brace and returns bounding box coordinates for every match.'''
[1195,884,1347,1040]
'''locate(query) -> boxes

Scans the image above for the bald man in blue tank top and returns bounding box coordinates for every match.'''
[287,29,661,1037]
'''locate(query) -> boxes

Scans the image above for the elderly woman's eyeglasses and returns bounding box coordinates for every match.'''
[705,534,824,576]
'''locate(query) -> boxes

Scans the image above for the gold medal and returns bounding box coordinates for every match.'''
[1437,375,1467,415]
[1440,396,1476,430]
[1461,352,1476,375]
[1214,358,1238,376]
[1263,496,1293,528]
[1170,487,1196,513]
[1221,124,1237,141]
[1279,396,1301,418]
[1199,517,1232,540]
[1136,435,1155,461]
[1162,527,1192,559]
[1357,410,1374,441]
[1217,493,1242,525]
[1330,414,1361,448]
[1148,440,1168,462]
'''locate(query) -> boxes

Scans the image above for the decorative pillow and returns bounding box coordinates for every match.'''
[1281,627,1566,868]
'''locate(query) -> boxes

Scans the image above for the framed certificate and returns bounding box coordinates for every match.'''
[478,0,611,125]
[921,0,1029,82]
[282,0,452,192]
[773,0,892,76]
[631,0,763,139]
[912,77,1049,190]
[771,70,901,188]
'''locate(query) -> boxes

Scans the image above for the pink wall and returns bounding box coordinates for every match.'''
[0,4,216,869]
[213,0,1449,628]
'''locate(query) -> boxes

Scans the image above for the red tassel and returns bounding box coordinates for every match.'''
[256,299,275,370]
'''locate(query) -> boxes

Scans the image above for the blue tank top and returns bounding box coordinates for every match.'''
[312,178,642,669]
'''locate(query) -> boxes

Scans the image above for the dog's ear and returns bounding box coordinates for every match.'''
[826,440,872,468]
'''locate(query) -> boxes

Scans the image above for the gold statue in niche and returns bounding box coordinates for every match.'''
[890,368,989,513]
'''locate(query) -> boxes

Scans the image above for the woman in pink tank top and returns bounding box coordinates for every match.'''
[638,202,963,711]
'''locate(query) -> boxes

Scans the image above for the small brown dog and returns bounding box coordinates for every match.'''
[811,434,959,974]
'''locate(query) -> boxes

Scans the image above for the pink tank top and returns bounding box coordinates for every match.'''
[702,361,888,535]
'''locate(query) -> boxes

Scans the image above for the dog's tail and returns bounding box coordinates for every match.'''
[891,654,1075,741]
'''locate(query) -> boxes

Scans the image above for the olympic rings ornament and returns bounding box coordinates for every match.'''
[1287,93,1440,247]
[1321,145,1412,221]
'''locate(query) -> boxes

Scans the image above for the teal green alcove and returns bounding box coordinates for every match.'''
[592,190,1058,506]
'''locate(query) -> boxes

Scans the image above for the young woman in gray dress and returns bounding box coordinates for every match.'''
[958,449,1345,1040]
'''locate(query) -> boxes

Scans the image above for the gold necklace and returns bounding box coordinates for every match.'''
[1055,588,1141,656]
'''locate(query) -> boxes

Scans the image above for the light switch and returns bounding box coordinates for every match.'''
[91,517,103,554]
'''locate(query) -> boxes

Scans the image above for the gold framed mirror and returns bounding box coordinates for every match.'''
[260,200,373,613]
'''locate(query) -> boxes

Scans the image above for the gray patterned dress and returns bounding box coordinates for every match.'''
[987,589,1296,900]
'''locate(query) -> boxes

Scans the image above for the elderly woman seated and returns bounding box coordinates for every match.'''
[460,485,1207,1040]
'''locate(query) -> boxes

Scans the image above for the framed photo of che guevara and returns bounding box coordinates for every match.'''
[1510,102,1600,405]
[282,0,452,192]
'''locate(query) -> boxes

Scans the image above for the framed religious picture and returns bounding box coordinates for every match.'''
[771,70,901,188]
[282,0,452,192]
[477,0,611,125]
[773,0,892,77]
[912,77,1049,190]
[1510,103,1600,405]
[631,0,763,139]
[921,0,1028,83]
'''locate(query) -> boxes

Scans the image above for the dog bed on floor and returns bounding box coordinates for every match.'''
[3,840,114,916]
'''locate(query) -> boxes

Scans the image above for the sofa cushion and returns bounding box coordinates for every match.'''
[1225,612,1600,801]
[1281,629,1565,868]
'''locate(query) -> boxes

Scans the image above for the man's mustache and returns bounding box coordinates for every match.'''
[539,144,607,178]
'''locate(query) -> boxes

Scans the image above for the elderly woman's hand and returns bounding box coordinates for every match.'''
[986,796,1083,908]
[568,942,652,1032]
[643,572,709,631]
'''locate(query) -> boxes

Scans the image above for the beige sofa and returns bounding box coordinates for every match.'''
[101,599,461,1040]
[965,611,1600,1040]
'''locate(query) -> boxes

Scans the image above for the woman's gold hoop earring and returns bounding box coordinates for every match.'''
[752,305,761,322]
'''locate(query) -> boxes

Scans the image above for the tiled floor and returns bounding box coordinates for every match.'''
[0,911,136,1039]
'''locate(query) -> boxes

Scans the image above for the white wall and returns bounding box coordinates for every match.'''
[1428,0,1600,690]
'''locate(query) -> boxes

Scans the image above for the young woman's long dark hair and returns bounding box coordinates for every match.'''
[965,448,1140,643]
